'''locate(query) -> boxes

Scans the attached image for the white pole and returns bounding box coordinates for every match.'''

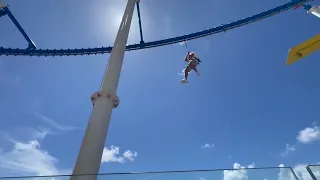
[70,0,137,179]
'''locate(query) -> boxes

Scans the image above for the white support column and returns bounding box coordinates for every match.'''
[70,0,137,179]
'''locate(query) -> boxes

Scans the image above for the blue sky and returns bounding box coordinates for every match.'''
[0,0,320,179]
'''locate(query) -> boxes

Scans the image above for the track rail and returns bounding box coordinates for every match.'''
[0,0,311,57]
[0,8,7,17]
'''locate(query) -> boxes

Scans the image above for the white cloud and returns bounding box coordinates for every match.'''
[0,113,77,177]
[278,163,320,180]
[102,145,137,163]
[278,163,294,180]
[123,150,138,162]
[296,125,320,144]
[0,110,137,176]
[0,140,70,176]
[223,162,255,180]
[0,126,52,144]
[277,123,320,156]
[32,128,52,140]
[278,167,295,180]
[33,112,79,131]
[200,177,205,180]
[0,135,138,177]
[247,163,255,169]
[201,143,215,149]
[281,144,296,156]
[293,164,314,180]
[310,167,320,179]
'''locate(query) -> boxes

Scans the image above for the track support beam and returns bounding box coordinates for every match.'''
[136,0,144,43]
[4,6,36,49]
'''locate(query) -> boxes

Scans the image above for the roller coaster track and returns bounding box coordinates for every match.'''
[0,8,7,17]
[0,0,312,57]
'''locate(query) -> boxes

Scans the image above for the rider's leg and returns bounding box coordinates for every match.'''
[184,65,192,80]
[192,66,200,76]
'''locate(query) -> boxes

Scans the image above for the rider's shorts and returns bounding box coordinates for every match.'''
[188,60,198,67]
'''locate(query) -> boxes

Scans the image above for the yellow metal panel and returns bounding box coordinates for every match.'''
[286,34,320,65]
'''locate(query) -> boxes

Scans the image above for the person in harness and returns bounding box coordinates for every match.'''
[181,52,201,83]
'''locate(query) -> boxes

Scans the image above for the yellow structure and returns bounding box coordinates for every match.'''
[286,33,320,65]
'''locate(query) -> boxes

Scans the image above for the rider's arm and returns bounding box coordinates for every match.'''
[184,54,189,61]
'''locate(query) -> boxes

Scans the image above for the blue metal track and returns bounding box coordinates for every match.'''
[0,7,7,17]
[2,7,36,50]
[0,0,311,57]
